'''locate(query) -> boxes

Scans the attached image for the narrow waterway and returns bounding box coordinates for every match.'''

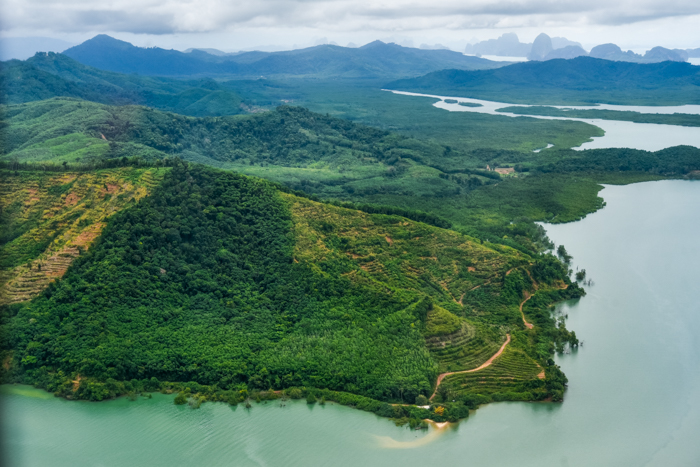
[387,90,700,151]
[2,180,699,466]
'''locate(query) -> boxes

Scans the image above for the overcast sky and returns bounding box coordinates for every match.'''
[1,0,699,53]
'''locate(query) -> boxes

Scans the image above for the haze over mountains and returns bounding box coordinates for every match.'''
[3,30,700,114]
[464,33,581,58]
[60,35,502,78]
[465,32,692,63]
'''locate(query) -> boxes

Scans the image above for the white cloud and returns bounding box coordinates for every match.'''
[1,0,699,51]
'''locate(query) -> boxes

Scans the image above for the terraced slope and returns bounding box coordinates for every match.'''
[0,168,164,304]
[426,320,506,373]
[441,345,544,400]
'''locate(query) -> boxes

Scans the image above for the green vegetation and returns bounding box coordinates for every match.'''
[536,146,700,175]
[387,57,700,105]
[441,346,543,400]
[0,53,245,116]
[4,97,698,258]
[3,50,699,426]
[0,167,163,305]
[239,80,604,155]
[497,106,700,127]
[1,163,582,422]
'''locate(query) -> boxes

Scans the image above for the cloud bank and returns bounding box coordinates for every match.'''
[1,0,698,52]
[3,0,700,35]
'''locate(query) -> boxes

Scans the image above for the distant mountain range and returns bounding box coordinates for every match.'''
[387,57,700,105]
[465,33,692,64]
[61,35,504,79]
[465,33,581,58]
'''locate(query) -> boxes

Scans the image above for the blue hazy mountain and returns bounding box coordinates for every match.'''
[464,33,581,57]
[588,44,687,63]
[62,35,504,78]
[544,45,588,60]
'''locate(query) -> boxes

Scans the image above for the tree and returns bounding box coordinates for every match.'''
[174,392,187,405]
[306,393,317,404]
[415,394,428,406]
[557,245,572,264]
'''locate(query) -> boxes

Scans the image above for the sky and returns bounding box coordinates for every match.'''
[1,0,699,54]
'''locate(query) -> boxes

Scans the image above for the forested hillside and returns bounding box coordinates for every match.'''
[3,96,699,269]
[1,163,581,423]
[0,53,245,116]
[387,57,700,104]
[4,98,699,257]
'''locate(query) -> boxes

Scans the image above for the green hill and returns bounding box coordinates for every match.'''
[4,97,699,258]
[0,53,245,116]
[387,56,700,105]
[61,35,503,79]
[0,162,582,422]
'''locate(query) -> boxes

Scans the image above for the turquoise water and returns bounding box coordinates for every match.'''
[3,180,700,466]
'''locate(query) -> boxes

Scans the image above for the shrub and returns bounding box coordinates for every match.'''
[415,394,428,406]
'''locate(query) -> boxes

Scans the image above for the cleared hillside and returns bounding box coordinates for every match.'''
[0,167,163,305]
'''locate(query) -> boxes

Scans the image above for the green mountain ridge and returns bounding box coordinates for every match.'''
[0,53,245,116]
[387,56,700,105]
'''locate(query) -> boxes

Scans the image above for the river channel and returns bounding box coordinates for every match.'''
[387,90,700,152]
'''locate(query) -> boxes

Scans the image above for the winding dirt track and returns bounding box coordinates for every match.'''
[520,293,534,329]
[430,333,511,400]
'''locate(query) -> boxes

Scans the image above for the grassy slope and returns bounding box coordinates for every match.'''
[1,164,580,414]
